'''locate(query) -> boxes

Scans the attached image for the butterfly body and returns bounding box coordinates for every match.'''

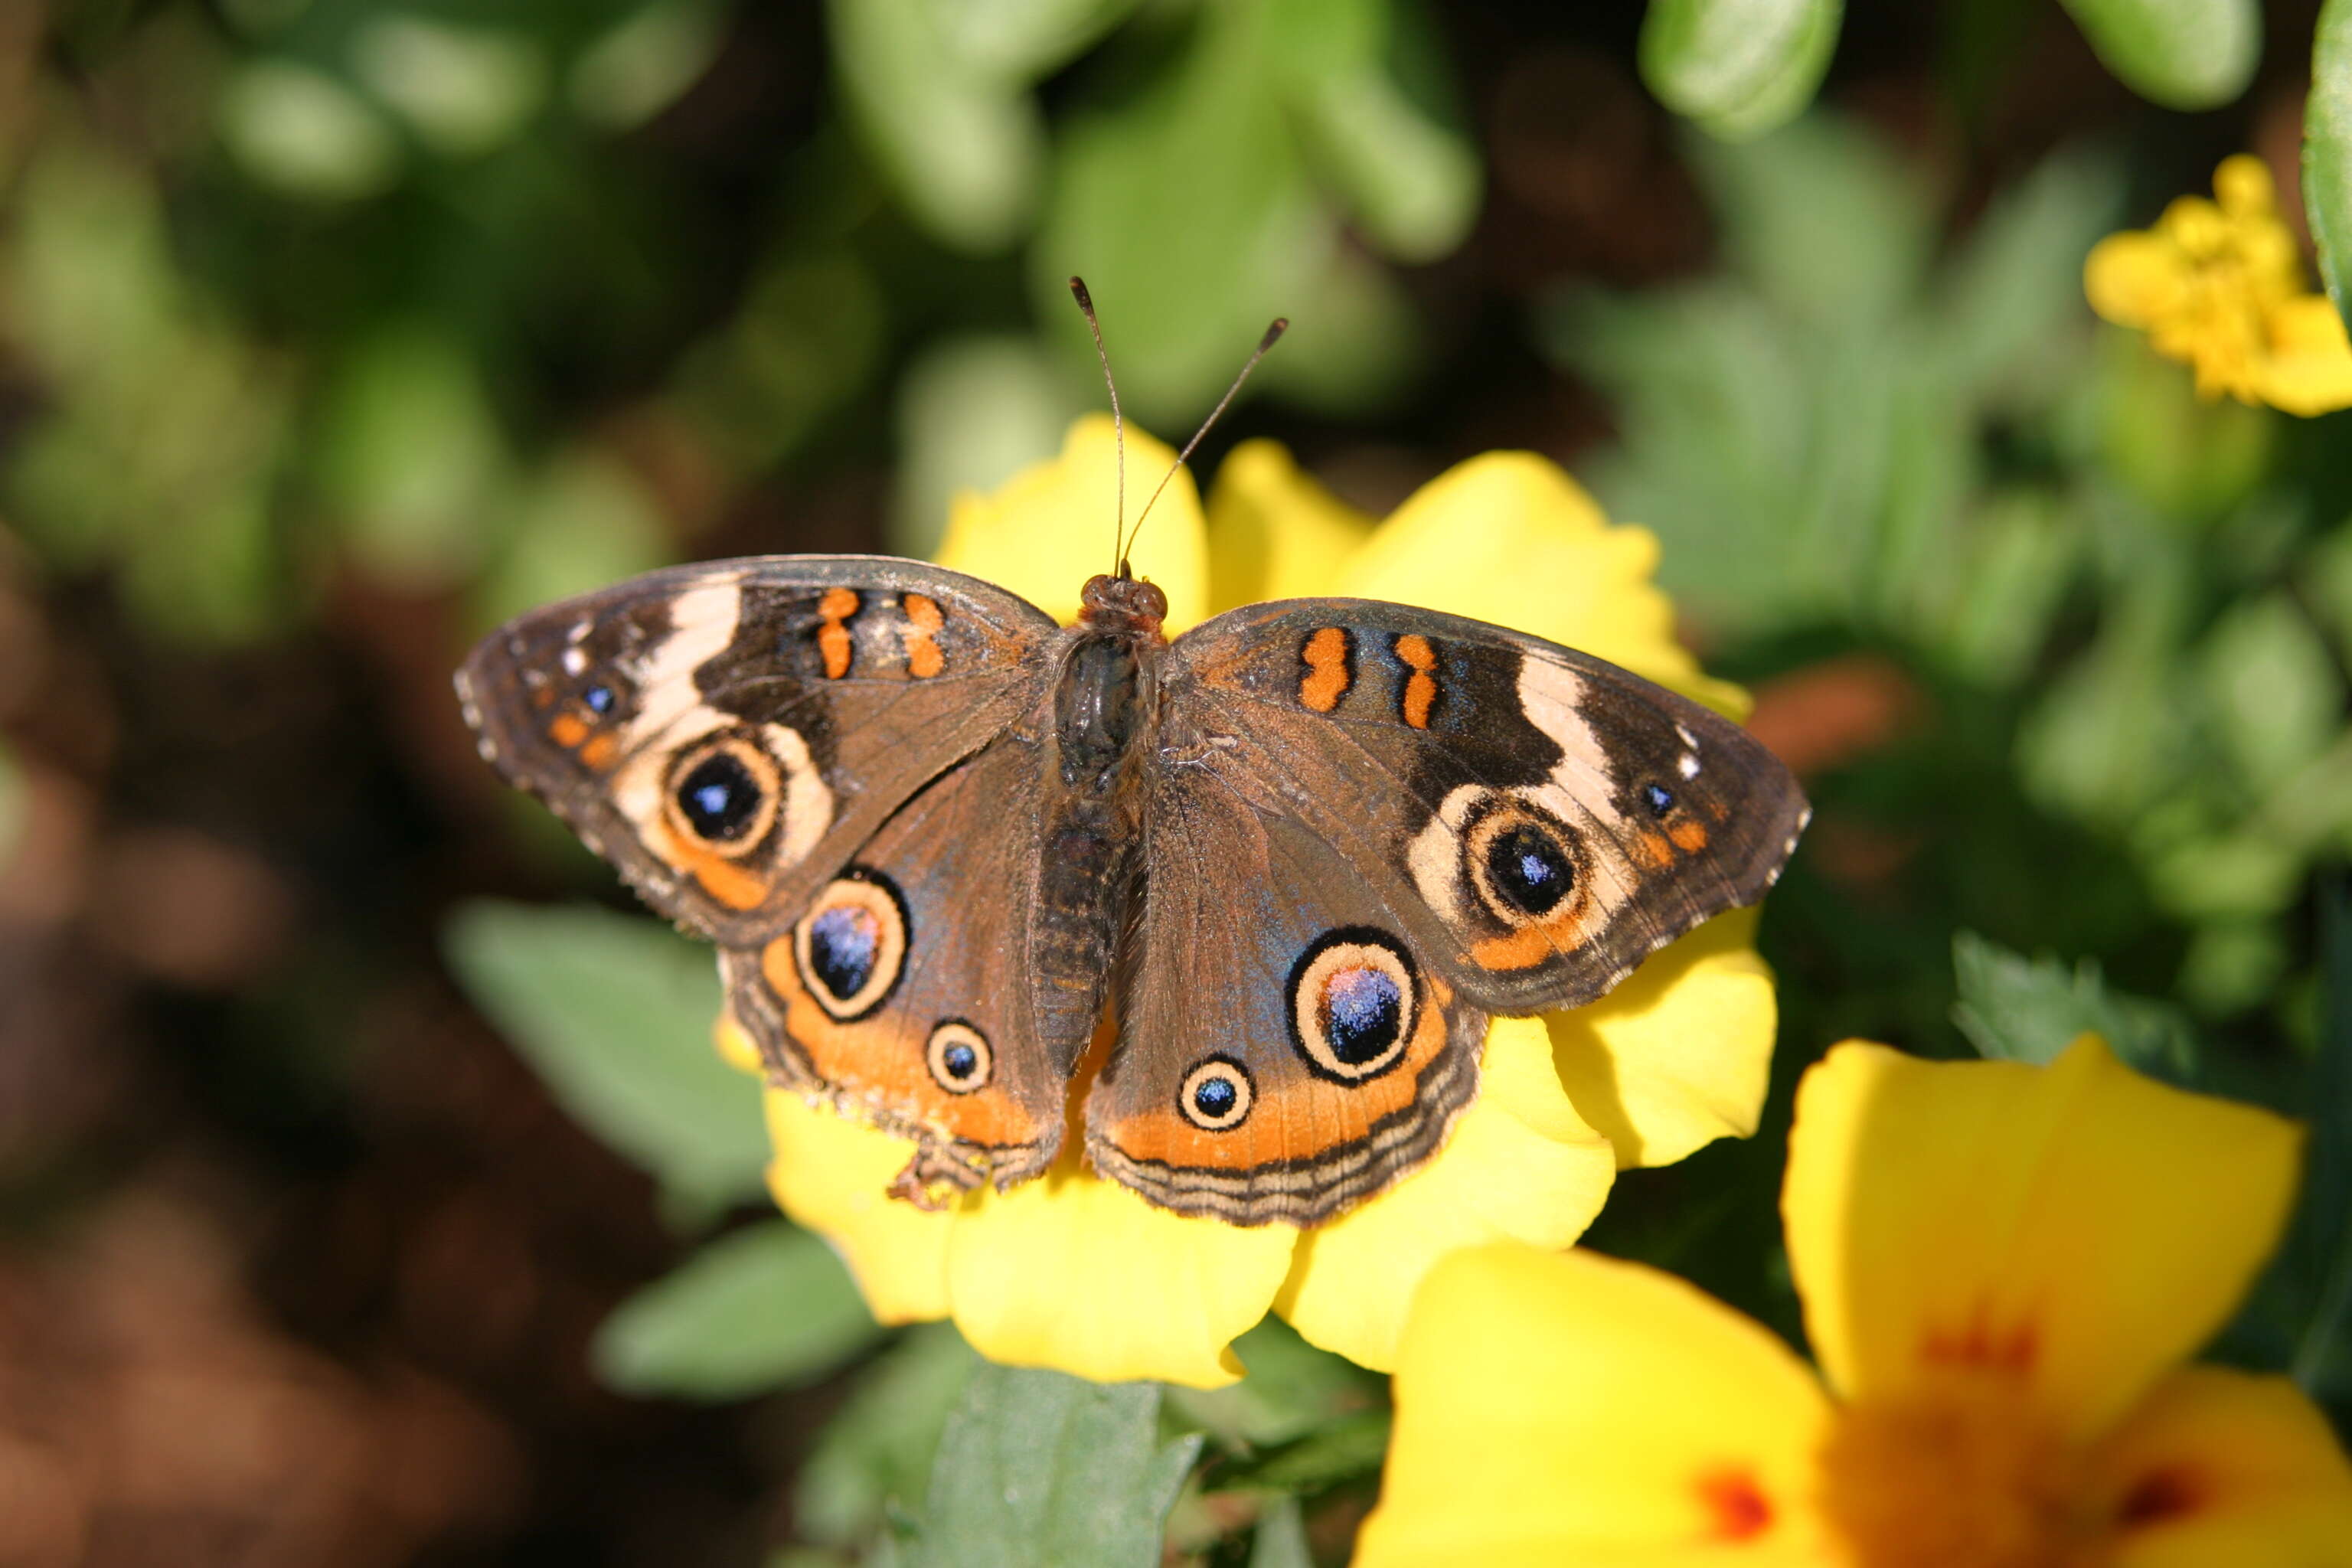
[458,554,1808,1226]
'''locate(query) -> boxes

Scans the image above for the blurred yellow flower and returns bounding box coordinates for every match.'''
[1357,1036,2352,1566]
[725,416,1782,1388]
[2085,154,2352,416]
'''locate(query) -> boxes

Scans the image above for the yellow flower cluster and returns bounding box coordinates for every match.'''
[1359,1037,2352,1566]
[2085,154,2352,416]
[720,416,1782,1387]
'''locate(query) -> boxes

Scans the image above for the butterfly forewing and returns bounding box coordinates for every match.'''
[456,556,1058,941]
[1158,599,1810,1015]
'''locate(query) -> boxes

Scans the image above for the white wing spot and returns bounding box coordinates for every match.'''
[561,645,589,675]
[1677,753,1701,779]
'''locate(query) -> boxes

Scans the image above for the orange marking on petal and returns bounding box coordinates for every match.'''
[1695,1468,1772,1542]
[1395,633,1439,729]
[548,712,590,749]
[1298,626,1351,712]
[2119,1466,2203,1527]
[902,593,945,679]
[1669,819,1710,853]
[1921,1305,2037,1370]
[816,586,858,678]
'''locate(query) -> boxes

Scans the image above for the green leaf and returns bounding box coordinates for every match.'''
[921,0,1139,82]
[1247,1497,1312,1568]
[1952,931,2202,1082]
[570,0,727,130]
[905,1366,1201,1568]
[2310,0,2352,325]
[1685,113,1935,328]
[2291,879,2352,1399]
[318,324,511,590]
[829,0,1044,253]
[1927,146,2120,394]
[217,60,404,201]
[1276,0,1480,262]
[797,1325,979,1550]
[442,900,769,1212]
[1164,1316,1381,1450]
[1640,0,1844,141]
[475,449,671,629]
[1034,0,1416,422]
[2057,0,2259,109]
[2194,592,2345,792]
[593,1221,883,1400]
[1206,1410,1393,1495]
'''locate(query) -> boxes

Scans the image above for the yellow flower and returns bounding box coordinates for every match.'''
[726,416,1784,1387]
[1357,1035,2352,1566]
[2085,154,2352,416]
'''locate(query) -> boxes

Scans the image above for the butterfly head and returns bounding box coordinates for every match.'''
[1077,572,1168,637]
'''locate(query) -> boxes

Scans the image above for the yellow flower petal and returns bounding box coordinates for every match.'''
[942,1163,1297,1390]
[761,1089,952,1323]
[1547,909,1777,1169]
[2089,1365,2352,1568]
[2085,232,2191,328]
[1331,451,1747,716]
[1782,1037,2303,1442]
[2258,295,2352,416]
[2213,153,2276,219]
[934,413,1210,631]
[714,1010,763,1075]
[1355,1242,1834,1568]
[1273,1019,1617,1371]
[1199,437,1375,613]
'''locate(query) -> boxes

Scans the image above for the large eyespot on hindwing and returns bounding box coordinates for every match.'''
[1286,928,1419,1083]
[792,868,909,1021]
[925,1018,992,1094]
[1177,1056,1254,1131]
[663,734,780,852]
[1462,796,1589,929]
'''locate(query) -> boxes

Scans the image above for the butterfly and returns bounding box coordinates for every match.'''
[456,545,1809,1225]
[456,288,1808,1227]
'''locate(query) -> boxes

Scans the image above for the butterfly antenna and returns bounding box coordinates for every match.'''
[1124,315,1287,569]
[1068,277,1126,578]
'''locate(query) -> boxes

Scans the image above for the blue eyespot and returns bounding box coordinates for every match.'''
[808,905,880,1000]
[1179,1058,1253,1129]
[1643,782,1675,818]
[582,684,616,714]
[1485,823,1573,916]
[942,1042,978,1080]
[675,751,763,841]
[1321,967,1403,1066]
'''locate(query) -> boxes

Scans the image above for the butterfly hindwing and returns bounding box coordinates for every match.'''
[1086,768,1486,1225]
[456,556,1057,941]
[1159,599,1809,1015]
[721,732,1093,1195]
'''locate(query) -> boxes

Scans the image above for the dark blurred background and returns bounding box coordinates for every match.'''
[3,2,2349,1564]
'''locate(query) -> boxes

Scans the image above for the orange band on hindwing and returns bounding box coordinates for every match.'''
[815,586,858,678]
[1394,634,1439,729]
[901,594,945,678]
[1298,626,1353,712]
